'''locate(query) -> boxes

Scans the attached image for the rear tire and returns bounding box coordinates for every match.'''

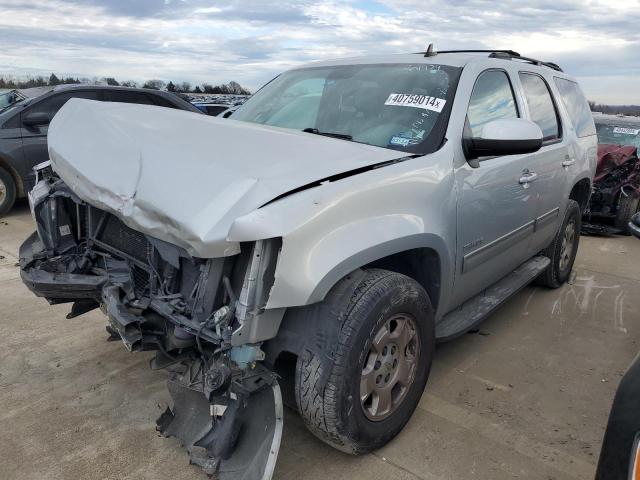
[0,167,16,216]
[615,194,640,236]
[295,269,434,454]
[537,199,581,289]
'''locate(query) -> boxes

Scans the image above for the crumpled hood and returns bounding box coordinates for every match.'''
[48,99,405,258]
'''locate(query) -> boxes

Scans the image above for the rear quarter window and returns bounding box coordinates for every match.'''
[148,94,180,109]
[553,77,596,138]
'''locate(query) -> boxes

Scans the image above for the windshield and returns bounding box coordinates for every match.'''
[0,90,25,112]
[232,63,461,153]
[596,122,640,150]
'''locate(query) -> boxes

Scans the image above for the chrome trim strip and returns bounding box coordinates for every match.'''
[535,207,560,231]
[463,220,535,273]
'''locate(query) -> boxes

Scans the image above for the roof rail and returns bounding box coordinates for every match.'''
[488,51,564,72]
[418,48,563,72]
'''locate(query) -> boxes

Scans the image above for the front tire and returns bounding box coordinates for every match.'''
[537,199,581,289]
[295,269,434,454]
[615,194,640,236]
[0,167,16,216]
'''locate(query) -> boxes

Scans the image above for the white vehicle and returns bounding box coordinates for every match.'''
[20,48,596,478]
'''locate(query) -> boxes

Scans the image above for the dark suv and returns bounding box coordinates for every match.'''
[0,85,202,214]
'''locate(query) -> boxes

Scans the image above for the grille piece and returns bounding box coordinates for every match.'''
[99,215,151,262]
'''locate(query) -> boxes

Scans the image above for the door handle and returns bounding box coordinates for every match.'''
[519,172,538,186]
[562,159,576,168]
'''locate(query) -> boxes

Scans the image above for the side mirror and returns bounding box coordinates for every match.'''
[464,118,543,166]
[629,212,640,239]
[23,111,52,127]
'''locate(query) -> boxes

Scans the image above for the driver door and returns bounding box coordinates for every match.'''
[451,69,538,308]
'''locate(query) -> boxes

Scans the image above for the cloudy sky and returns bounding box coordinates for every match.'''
[0,0,638,104]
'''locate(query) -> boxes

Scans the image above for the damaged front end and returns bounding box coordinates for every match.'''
[583,144,640,234]
[20,163,284,479]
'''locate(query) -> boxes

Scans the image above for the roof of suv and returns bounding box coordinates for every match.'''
[297,50,569,78]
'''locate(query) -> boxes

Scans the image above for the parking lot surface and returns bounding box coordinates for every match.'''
[1,201,638,480]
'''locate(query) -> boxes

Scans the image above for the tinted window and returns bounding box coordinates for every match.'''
[148,94,179,109]
[519,73,560,141]
[554,77,596,138]
[467,70,518,137]
[27,91,99,119]
[104,90,155,105]
[205,105,229,116]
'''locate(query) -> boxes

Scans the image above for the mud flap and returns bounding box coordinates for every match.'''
[157,371,283,480]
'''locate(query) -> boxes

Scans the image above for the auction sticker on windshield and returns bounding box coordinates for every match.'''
[384,93,446,113]
[613,127,640,135]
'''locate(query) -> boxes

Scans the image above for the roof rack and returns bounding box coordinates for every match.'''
[420,44,563,72]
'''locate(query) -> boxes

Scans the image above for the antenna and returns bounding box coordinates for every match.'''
[424,43,437,57]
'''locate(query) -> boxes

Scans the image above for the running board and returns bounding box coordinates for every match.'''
[436,256,550,342]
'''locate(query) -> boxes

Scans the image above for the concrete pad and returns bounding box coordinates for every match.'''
[1,202,639,480]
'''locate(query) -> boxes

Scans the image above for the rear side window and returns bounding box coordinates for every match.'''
[467,70,518,137]
[148,94,180,109]
[27,91,99,119]
[518,73,561,141]
[104,90,156,105]
[205,105,228,116]
[553,77,596,138]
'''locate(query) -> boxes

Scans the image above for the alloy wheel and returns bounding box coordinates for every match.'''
[360,313,420,421]
[559,219,576,272]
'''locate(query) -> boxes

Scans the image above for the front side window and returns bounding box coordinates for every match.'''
[26,91,99,119]
[232,63,461,153]
[553,77,596,138]
[519,73,561,141]
[467,70,518,138]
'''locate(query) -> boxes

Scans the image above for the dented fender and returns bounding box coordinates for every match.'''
[229,146,457,315]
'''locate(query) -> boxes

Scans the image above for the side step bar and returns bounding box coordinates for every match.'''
[436,256,550,341]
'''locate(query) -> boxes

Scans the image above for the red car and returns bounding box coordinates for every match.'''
[586,114,640,234]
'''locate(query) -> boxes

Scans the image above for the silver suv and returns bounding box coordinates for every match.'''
[19,49,596,479]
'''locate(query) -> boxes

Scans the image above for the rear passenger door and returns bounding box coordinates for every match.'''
[515,72,569,253]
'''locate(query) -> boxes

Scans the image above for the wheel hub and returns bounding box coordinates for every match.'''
[360,313,420,422]
[0,178,6,205]
[559,220,576,272]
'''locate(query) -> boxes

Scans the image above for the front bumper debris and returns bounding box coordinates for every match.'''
[157,361,283,479]
[19,167,284,479]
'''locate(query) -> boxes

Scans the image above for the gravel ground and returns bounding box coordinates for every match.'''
[1,200,638,480]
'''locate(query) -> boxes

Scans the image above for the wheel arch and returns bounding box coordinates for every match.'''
[569,177,591,214]
[0,155,24,197]
[305,234,449,315]
[264,237,446,371]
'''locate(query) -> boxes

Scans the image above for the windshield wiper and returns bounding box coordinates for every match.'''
[302,128,353,141]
